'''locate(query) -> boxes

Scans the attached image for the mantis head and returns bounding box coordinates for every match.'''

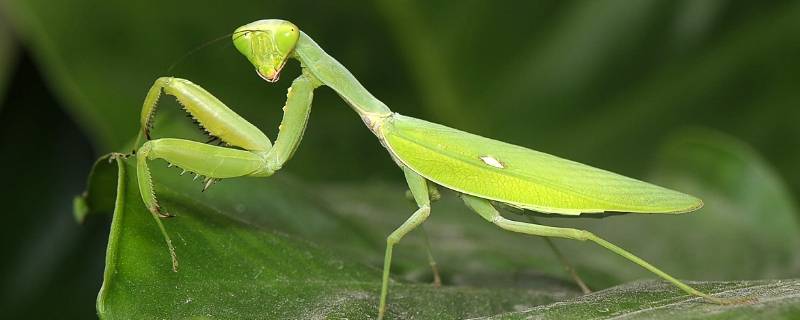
[233,19,300,82]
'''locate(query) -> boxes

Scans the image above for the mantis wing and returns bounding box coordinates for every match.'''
[381,114,702,215]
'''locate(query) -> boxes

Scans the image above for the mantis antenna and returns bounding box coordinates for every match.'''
[166,32,239,73]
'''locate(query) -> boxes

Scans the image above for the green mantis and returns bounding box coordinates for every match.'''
[133,19,749,319]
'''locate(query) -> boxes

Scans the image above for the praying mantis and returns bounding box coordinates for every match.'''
[133,19,749,319]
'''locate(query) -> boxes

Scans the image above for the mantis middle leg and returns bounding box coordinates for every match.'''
[378,167,433,320]
[406,182,443,287]
[461,194,744,304]
[419,226,442,288]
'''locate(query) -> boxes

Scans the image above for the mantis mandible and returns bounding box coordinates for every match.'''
[133,19,748,318]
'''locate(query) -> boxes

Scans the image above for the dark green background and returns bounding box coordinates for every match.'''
[1,1,798,318]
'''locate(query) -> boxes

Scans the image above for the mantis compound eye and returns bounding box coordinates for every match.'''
[233,19,300,82]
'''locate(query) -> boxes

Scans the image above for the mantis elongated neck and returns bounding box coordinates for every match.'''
[293,32,392,118]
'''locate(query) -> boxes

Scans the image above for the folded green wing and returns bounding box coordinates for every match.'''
[380,114,702,215]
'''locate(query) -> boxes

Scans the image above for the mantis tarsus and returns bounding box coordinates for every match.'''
[133,19,751,319]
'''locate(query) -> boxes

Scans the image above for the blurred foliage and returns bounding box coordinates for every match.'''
[652,129,800,278]
[0,55,102,318]
[0,17,16,103]
[1,0,800,318]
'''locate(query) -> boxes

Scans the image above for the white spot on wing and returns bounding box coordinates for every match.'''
[480,155,505,168]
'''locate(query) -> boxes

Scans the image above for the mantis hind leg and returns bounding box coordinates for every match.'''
[378,167,432,320]
[461,194,751,305]
[496,202,591,293]
[139,77,271,151]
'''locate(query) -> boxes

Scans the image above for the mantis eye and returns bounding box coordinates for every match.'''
[233,19,300,82]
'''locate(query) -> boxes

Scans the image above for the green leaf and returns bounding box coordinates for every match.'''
[84,156,575,319]
[82,155,800,318]
[485,279,800,319]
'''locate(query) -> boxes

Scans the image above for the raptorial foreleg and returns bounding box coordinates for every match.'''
[136,138,268,217]
[138,77,271,151]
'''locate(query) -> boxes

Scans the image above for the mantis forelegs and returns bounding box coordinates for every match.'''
[134,73,319,272]
[137,138,269,216]
[140,77,271,151]
[136,73,320,214]
[461,194,746,305]
[135,138,268,272]
[263,72,319,170]
[379,167,432,320]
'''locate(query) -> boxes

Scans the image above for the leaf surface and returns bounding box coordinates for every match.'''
[86,156,575,319]
[485,279,800,320]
